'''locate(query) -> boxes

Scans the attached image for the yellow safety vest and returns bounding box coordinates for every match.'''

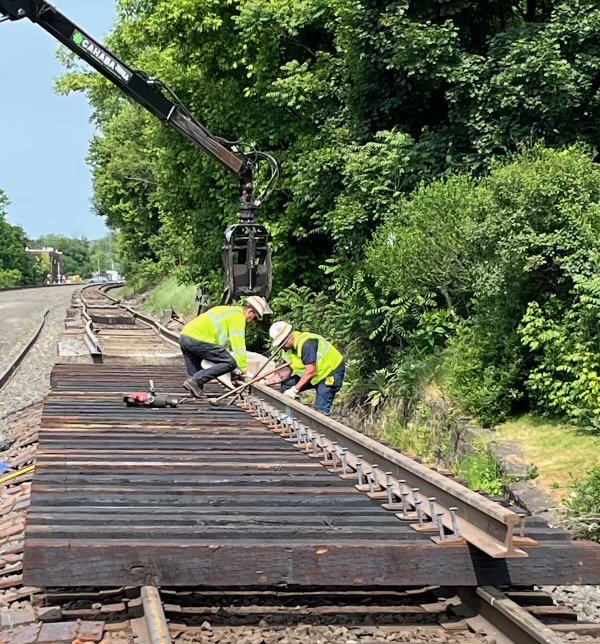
[284,332,343,385]
[181,306,247,371]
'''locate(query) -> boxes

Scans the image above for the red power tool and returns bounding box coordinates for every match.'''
[124,380,179,408]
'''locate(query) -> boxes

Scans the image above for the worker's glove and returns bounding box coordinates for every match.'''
[231,368,244,383]
[283,386,299,400]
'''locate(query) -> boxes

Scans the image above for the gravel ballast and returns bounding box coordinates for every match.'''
[0,285,81,435]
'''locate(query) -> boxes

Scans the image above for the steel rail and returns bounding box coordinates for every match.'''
[141,586,172,644]
[80,306,103,357]
[458,586,564,644]
[79,283,179,355]
[0,283,77,293]
[250,382,526,559]
[0,309,49,391]
[143,585,562,644]
[117,304,180,346]
[96,283,180,346]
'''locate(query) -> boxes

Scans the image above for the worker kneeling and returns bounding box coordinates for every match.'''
[180,296,272,398]
[270,322,345,416]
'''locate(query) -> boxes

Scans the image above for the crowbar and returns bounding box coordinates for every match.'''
[224,345,285,405]
[210,363,290,405]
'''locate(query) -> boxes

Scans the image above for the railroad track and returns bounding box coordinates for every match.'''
[0,309,48,392]
[0,283,77,294]
[0,291,599,643]
[77,282,180,360]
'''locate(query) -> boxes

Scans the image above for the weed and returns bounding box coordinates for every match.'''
[456,450,504,497]
[564,467,600,542]
[379,409,439,462]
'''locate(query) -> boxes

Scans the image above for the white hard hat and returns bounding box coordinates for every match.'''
[270,321,293,347]
[244,296,273,319]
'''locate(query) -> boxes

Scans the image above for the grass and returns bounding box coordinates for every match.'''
[379,416,440,463]
[377,410,506,496]
[496,414,600,501]
[141,277,198,320]
[456,450,504,496]
[117,274,159,300]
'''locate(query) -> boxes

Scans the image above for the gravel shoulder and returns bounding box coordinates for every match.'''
[0,285,81,436]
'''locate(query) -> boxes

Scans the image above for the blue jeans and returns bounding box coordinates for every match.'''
[280,363,345,416]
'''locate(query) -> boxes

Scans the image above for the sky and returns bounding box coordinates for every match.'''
[0,1,115,240]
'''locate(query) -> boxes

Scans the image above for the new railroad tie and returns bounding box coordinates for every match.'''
[20,363,600,588]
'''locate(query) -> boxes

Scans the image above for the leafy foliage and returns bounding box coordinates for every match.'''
[60,0,600,289]
[520,289,600,430]
[0,190,46,287]
[564,467,600,542]
[57,1,600,429]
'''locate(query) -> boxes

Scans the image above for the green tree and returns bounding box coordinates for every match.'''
[410,146,599,425]
[90,233,123,276]
[56,0,600,290]
[55,0,600,428]
[0,190,46,287]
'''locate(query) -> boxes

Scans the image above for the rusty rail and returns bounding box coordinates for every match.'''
[249,383,527,559]
[80,306,102,357]
[0,309,49,390]
[78,283,180,358]
[141,586,172,644]
[90,282,180,346]
[458,587,564,644]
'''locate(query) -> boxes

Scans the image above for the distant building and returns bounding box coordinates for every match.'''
[105,270,121,282]
[26,247,64,284]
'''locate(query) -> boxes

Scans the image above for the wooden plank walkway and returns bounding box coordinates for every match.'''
[22,364,600,588]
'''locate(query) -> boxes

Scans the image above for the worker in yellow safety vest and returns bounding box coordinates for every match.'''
[269,322,345,416]
[180,296,272,398]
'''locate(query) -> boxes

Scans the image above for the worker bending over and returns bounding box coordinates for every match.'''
[269,322,345,416]
[180,296,272,397]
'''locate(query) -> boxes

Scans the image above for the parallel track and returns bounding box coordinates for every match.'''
[0,309,48,392]
[0,283,77,294]
[0,290,599,643]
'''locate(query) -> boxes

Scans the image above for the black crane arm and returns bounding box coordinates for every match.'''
[0,0,280,217]
[0,0,277,302]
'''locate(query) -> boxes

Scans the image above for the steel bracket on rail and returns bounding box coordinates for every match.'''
[248,382,531,559]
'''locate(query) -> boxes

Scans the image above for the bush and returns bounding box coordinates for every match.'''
[275,146,600,429]
[365,175,481,314]
[520,291,600,431]
[439,145,600,426]
[564,467,600,542]
[443,312,524,426]
[0,268,21,288]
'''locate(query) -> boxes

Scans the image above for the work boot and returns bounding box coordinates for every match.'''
[183,378,204,398]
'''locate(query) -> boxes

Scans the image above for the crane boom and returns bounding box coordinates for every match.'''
[0,0,277,301]
[1,0,246,176]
